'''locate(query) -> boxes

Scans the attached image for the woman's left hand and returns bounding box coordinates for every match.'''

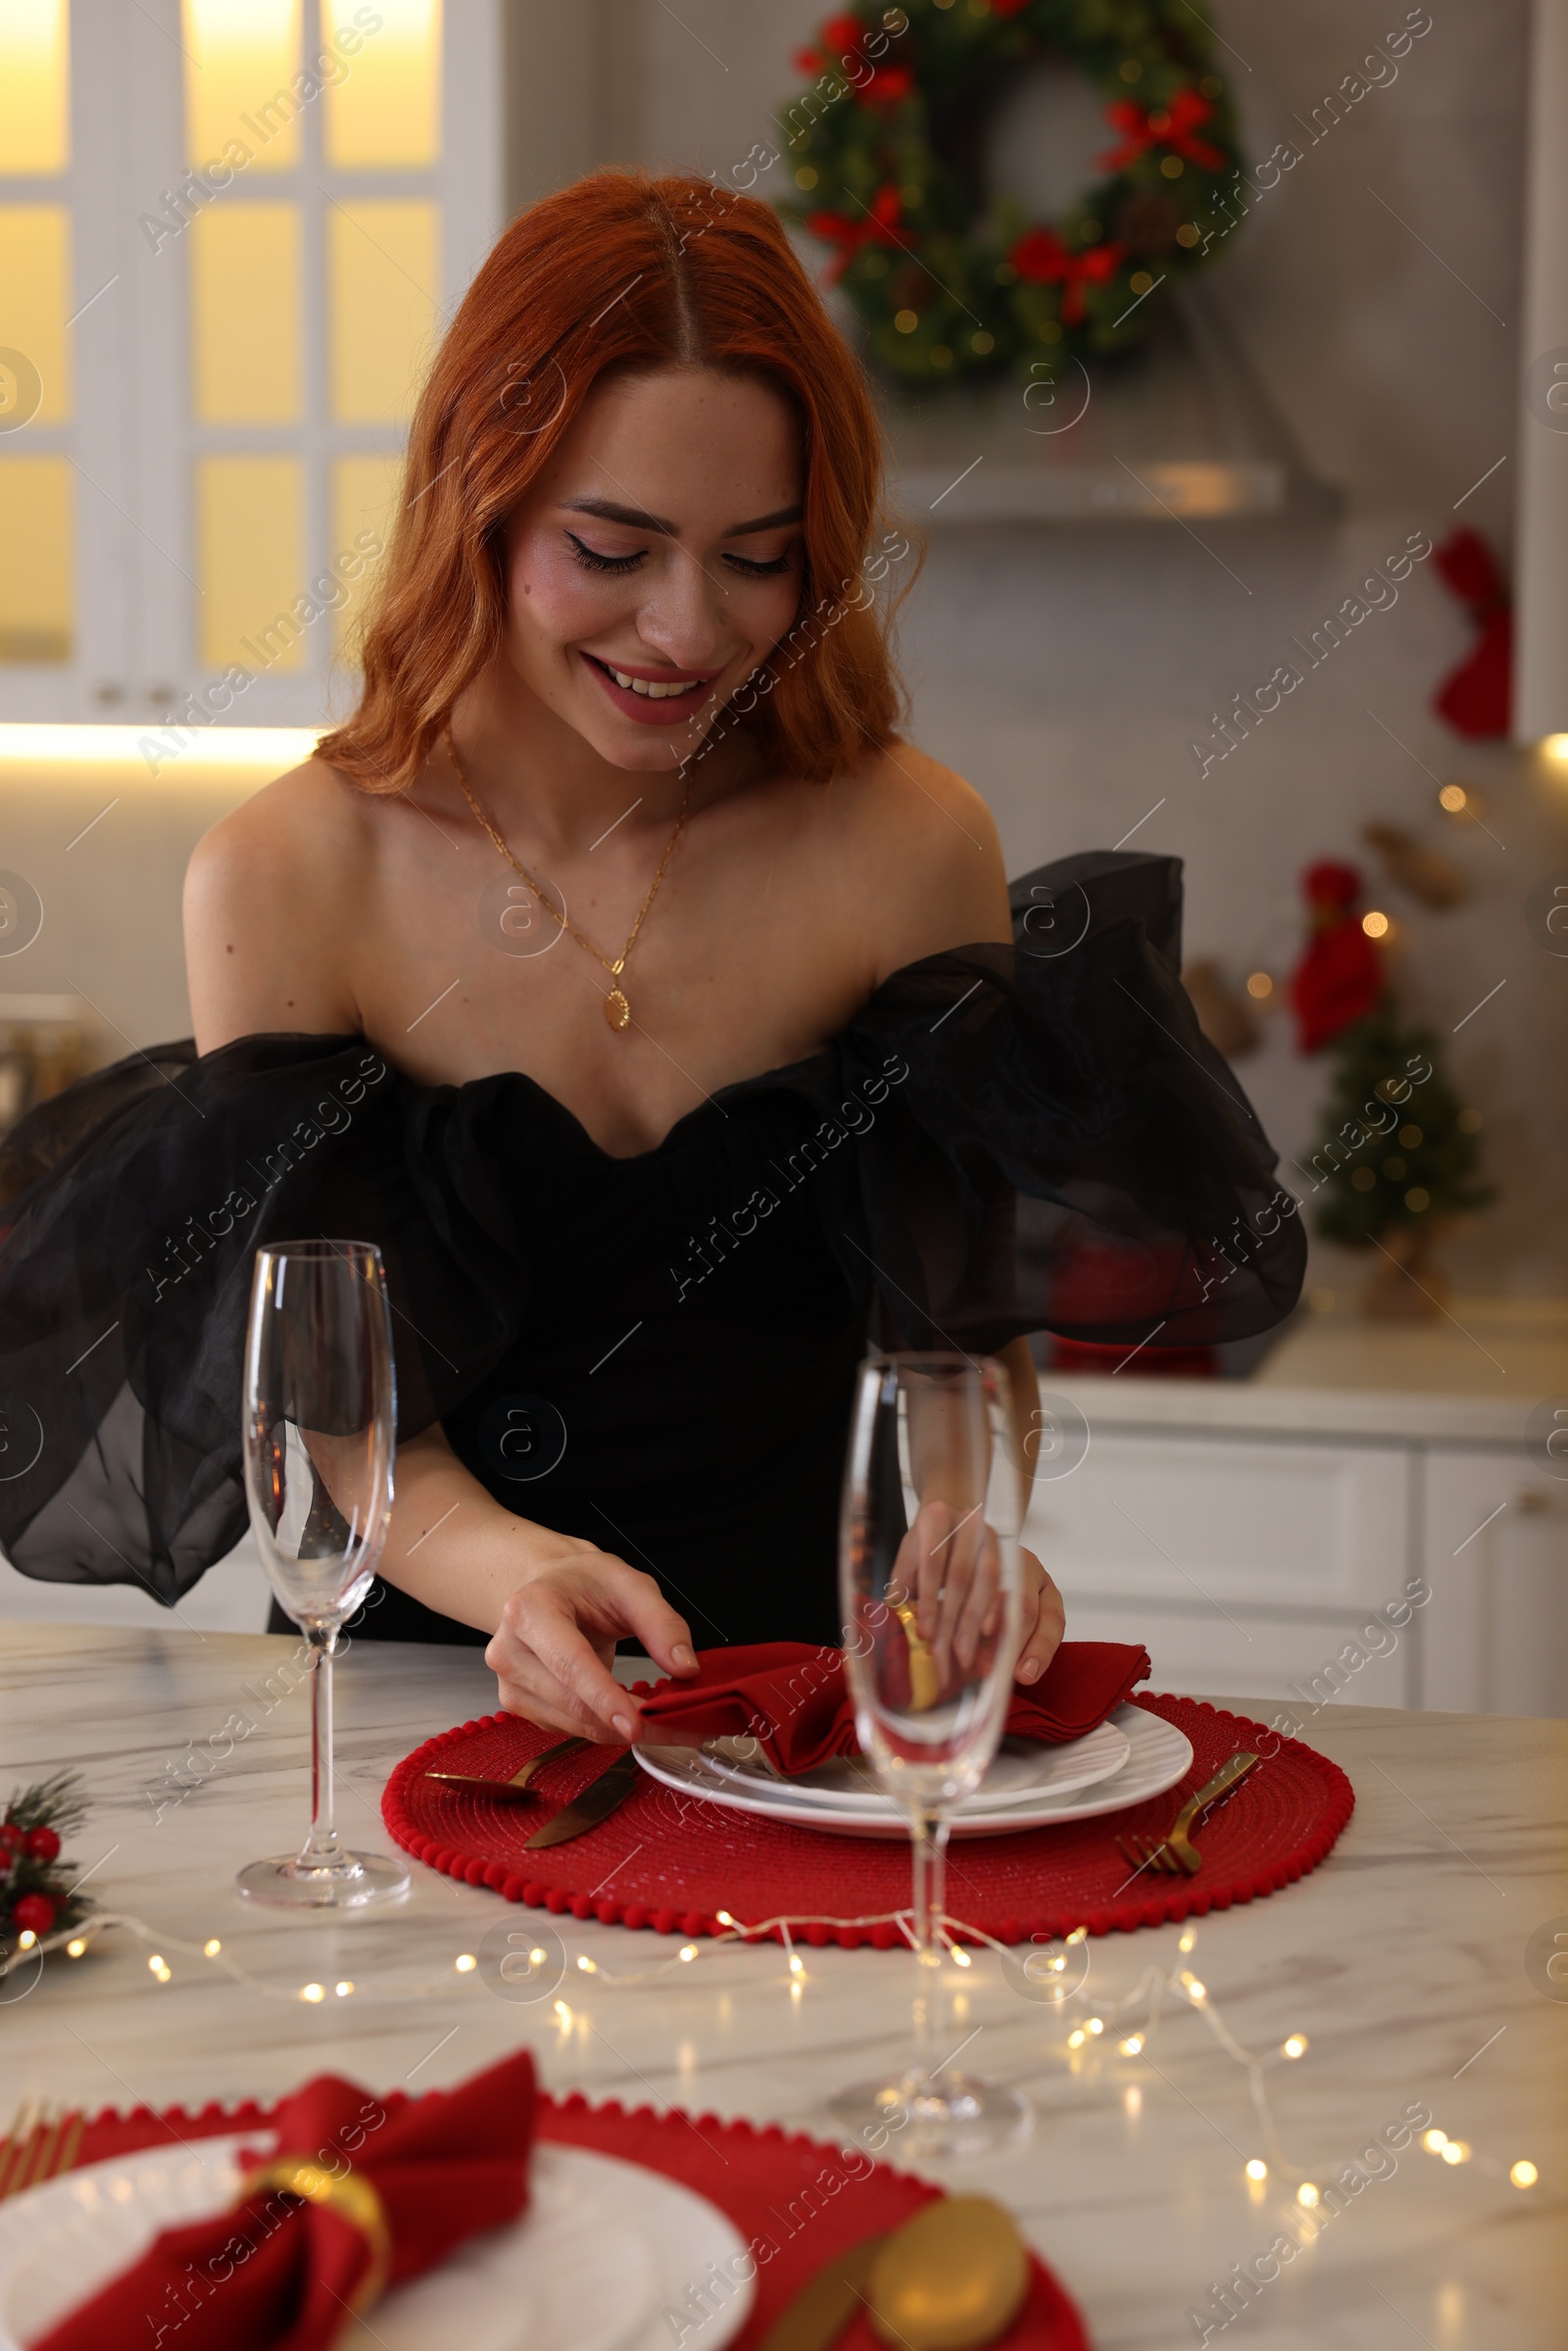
[1015,1548,1064,1686]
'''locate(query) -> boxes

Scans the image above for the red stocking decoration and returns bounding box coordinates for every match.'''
[1431,528,1512,738]
[1289,861,1384,1053]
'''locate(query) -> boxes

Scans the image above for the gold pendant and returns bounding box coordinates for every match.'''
[604,986,631,1031]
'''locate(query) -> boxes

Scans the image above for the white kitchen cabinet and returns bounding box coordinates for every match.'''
[1031,1298,1568,1720]
[1421,1451,1568,1717]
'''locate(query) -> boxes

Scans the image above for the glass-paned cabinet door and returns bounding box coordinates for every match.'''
[0,0,502,723]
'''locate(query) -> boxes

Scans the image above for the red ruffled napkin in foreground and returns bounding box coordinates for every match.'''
[636,1641,1151,1776]
[32,2051,536,2351]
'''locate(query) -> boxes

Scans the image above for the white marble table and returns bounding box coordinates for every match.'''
[2,1623,1563,2348]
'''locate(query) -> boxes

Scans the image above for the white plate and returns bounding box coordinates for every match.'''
[636,1704,1194,1839]
[0,2136,754,2351]
[691,1719,1131,1814]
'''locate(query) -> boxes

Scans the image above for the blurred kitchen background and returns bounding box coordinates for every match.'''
[2,0,1565,1714]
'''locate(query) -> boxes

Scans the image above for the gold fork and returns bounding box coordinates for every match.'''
[0,2103,85,2200]
[1116,1750,1260,1879]
[424,1732,589,1795]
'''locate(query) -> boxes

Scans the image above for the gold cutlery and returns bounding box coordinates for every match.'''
[1116,1749,1259,1879]
[424,1733,589,1795]
[760,2195,1029,2351]
[523,1750,641,1848]
[0,2104,85,2201]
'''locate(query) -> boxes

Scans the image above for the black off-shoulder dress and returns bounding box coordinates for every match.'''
[0,852,1303,1647]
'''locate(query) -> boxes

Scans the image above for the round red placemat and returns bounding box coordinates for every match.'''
[383,1694,1353,1944]
[51,2089,1089,2351]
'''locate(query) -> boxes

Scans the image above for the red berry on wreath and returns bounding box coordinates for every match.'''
[13,1892,55,1936]
[24,1825,61,1863]
[0,1824,23,1856]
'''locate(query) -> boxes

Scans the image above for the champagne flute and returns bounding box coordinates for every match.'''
[236,1241,409,1908]
[831,1352,1033,2155]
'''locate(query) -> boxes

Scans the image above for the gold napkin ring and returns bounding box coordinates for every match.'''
[240,2157,394,2315]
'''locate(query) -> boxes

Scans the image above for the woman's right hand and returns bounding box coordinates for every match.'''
[484,1534,699,1740]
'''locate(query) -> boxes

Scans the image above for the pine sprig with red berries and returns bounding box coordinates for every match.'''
[0,1771,92,1954]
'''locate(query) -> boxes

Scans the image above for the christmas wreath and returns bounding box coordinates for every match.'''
[779,0,1246,386]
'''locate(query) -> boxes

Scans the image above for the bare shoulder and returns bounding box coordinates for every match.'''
[184,758,374,1048]
[823,738,1011,977]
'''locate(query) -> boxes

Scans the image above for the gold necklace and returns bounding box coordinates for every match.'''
[446,730,692,1032]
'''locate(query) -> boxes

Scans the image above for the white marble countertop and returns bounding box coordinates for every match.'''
[1042,1297,1568,1445]
[2,1623,1564,2348]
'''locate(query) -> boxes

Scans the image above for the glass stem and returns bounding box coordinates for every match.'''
[909,1805,950,2085]
[300,1623,343,1867]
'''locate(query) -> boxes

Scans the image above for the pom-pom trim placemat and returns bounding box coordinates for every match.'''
[382,1695,1353,1945]
[33,2089,1090,2351]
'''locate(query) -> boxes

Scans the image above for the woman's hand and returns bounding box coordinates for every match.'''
[484,1535,699,1740]
[1015,1547,1064,1686]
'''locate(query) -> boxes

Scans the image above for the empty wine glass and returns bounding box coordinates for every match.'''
[831,1352,1033,2155]
[236,1241,409,1909]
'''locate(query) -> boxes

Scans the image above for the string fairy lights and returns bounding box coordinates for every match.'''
[16,1904,1530,2200]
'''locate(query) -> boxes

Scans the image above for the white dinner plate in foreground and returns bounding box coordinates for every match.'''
[0,2136,754,2351]
[636,1703,1193,1839]
[694,1719,1131,1814]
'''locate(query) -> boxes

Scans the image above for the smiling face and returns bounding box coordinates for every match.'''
[498,367,806,771]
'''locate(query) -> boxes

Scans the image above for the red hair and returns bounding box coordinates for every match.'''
[317,171,909,795]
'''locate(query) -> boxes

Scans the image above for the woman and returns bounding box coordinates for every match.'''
[0,174,1303,1740]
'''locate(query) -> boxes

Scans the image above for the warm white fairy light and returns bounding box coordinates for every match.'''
[301,1982,325,2003]
[204,1938,222,1958]
[1120,2033,1143,2056]
[1298,2182,1319,2208]
[18,1931,36,1951]
[575,1955,597,1974]
[1177,1929,1196,1953]
[679,1944,699,1962]
[553,1999,571,2023]
[1282,2034,1307,2058]
[715,1911,734,1927]
[1511,2160,1538,2188]
[66,1937,86,1957]
[454,1953,477,1974]
[335,1981,354,1998]
[1441,2140,1470,2165]
[1423,2129,1448,2154]
[1067,2028,1086,2049]
[788,1952,806,1976]
[1086,2015,1104,2034]
[1246,2158,1268,2181]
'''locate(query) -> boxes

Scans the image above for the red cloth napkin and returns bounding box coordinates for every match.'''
[637,1641,1150,1775]
[31,2051,536,2351]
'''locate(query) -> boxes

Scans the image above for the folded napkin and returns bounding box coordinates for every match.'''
[637,1641,1151,1776]
[32,2051,537,2351]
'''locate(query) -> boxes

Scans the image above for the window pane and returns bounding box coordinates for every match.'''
[197,455,305,673]
[322,0,440,169]
[184,0,302,174]
[191,203,301,422]
[0,206,70,421]
[330,453,401,655]
[0,0,69,175]
[327,199,438,423]
[0,458,71,661]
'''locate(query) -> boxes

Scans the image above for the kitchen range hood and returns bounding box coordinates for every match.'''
[883,286,1339,526]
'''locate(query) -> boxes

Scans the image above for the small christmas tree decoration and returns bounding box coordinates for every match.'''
[1307,1000,1494,1318]
[0,1770,93,1965]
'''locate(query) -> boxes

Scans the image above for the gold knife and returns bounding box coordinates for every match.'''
[523,1750,642,1848]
